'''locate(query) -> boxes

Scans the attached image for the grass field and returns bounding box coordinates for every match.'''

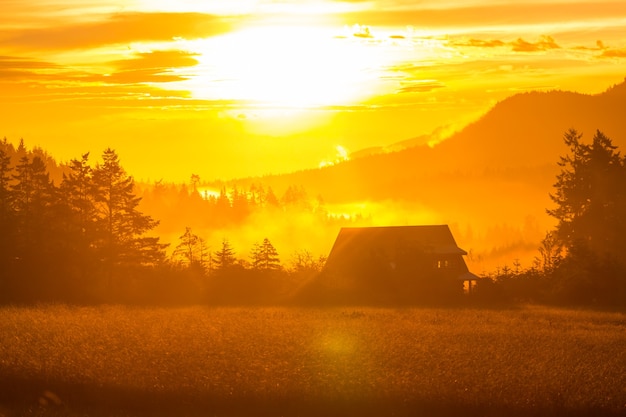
[1,305,625,417]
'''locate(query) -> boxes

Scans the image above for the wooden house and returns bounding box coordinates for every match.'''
[317,225,479,303]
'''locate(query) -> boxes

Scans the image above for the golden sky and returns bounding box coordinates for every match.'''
[1,0,626,181]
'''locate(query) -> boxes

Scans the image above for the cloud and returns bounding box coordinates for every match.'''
[352,24,374,39]
[4,12,231,51]
[452,39,505,48]
[102,50,200,83]
[574,40,606,51]
[0,55,59,70]
[0,55,40,66]
[0,55,61,79]
[100,70,187,84]
[0,49,200,85]
[600,48,626,58]
[511,35,559,52]
[397,80,445,93]
[114,50,199,71]
[337,2,626,28]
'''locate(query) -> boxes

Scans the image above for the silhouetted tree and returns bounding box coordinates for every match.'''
[250,238,281,271]
[547,129,626,304]
[196,237,211,272]
[289,250,326,274]
[281,185,310,210]
[265,186,280,208]
[215,187,231,218]
[174,227,197,265]
[0,148,11,221]
[0,148,14,280]
[61,153,95,223]
[92,149,166,282]
[6,154,64,299]
[535,231,563,273]
[16,138,26,157]
[190,174,200,194]
[549,129,626,257]
[212,238,237,272]
[59,153,98,257]
[173,226,208,273]
[231,186,250,221]
[11,155,56,258]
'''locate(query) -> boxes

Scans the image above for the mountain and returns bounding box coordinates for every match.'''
[434,86,626,171]
[219,78,626,204]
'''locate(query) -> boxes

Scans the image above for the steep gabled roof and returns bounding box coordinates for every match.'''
[325,225,467,271]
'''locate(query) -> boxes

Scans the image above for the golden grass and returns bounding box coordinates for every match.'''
[0,305,625,416]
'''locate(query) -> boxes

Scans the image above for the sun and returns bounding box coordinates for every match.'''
[175,24,388,108]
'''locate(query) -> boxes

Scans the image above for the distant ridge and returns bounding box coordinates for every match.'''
[433,83,626,170]
[213,79,626,204]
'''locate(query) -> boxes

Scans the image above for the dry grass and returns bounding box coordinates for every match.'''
[1,305,625,416]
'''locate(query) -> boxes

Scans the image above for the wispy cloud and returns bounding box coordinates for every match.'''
[397,80,445,93]
[574,40,607,51]
[451,39,506,48]
[0,55,63,80]
[511,35,559,52]
[104,50,200,84]
[113,50,199,71]
[452,35,564,53]
[0,49,200,84]
[0,55,59,70]
[4,12,231,51]
[337,1,626,27]
[600,48,626,58]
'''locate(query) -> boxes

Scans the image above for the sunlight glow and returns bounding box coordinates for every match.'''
[174,25,391,108]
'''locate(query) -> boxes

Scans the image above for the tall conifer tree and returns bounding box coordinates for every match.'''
[92,149,165,279]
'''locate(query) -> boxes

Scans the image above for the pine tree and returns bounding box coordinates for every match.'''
[231,185,250,221]
[197,237,210,272]
[548,129,626,260]
[215,187,231,217]
[0,148,14,271]
[0,148,12,224]
[547,129,626,304]
[212,238,237,271]
[250,238,281,271]
[92,148,166,277]
[59,153,98,251]
[265,186,280,208]
[50,152,101,291]
[11,155,56,258]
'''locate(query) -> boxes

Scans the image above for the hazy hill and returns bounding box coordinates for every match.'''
[216,79,626,204]
[435,83,626,171]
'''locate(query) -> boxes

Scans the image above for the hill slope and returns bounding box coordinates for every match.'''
[219,79,626,203]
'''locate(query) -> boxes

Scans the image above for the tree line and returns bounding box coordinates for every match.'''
[139,176,365,239]
[2,129,626,306]
[0,141,167,302]
[0,138,327,304]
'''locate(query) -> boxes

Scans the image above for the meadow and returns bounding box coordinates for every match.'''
[1,305,625,417]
